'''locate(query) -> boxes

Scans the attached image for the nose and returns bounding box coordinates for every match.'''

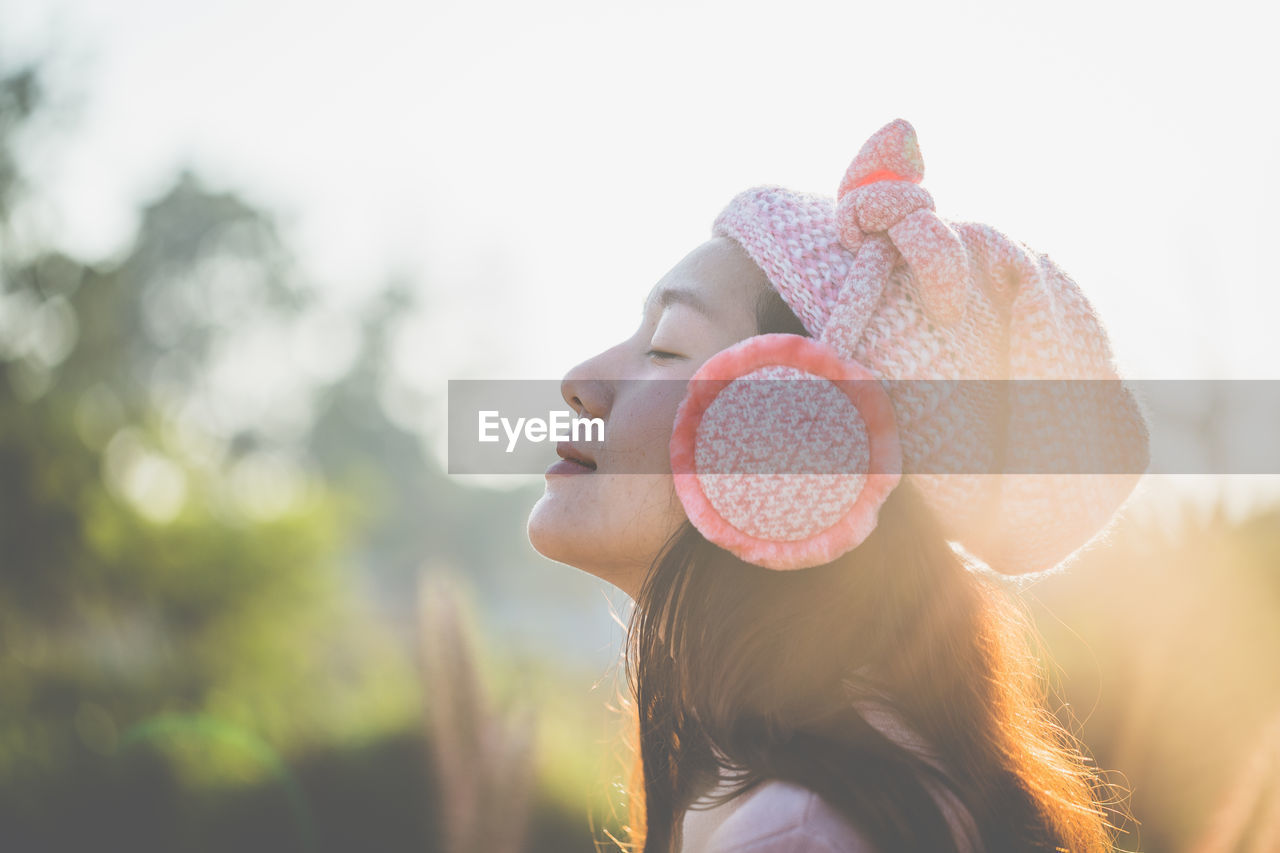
[561,352,614,421]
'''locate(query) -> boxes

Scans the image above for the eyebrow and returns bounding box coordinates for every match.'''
[641,286,715,320]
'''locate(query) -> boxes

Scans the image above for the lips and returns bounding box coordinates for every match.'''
[555,441,597,471]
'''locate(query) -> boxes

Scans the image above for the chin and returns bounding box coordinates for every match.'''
[526,499,631,590]
[526,494,581,565]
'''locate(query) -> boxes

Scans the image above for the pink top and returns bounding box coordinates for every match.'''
[679,701,981,852]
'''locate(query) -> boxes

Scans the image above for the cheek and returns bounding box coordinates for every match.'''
[597,383,689,535]
[607,379,689,472]
[594,473,687,566]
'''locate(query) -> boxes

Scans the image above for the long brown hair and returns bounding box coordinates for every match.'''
[611,285,1124,852]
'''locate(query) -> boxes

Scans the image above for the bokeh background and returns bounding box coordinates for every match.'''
[1,1,1277,851]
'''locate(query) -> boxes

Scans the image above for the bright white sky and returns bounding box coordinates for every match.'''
[3,0,1278,504]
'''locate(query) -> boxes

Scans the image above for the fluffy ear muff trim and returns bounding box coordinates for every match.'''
[670,333,902,571]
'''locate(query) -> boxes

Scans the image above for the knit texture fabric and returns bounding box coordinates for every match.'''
[671,332,903,570]
[704,118,1150,575]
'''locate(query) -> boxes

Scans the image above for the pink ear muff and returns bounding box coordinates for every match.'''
[670,333,902,571]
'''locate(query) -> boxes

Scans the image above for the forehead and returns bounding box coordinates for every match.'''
[643,236,771,320]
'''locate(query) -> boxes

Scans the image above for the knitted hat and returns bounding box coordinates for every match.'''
[669,118,1150,575]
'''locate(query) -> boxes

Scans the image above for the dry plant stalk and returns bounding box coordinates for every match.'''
[418,568,537,853]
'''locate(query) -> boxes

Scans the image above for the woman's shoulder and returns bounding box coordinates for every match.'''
[685,696,982,852]
[684,755,983,852]
[696,778,881,853]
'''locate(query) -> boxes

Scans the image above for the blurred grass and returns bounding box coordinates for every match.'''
[1026,493,1280,852]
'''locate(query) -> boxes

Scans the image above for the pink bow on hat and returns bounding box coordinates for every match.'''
[833,119,971,330]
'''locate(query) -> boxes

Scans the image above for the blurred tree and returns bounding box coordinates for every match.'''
[301,278,549,646]
[0,59,421,849]
[0,54,603,852]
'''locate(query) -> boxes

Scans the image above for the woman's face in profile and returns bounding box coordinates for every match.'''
[527,236,770,598]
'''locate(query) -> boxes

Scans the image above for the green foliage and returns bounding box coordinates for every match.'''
[0,56,605,852]
[0,256,421,797]
[0,58,419,841]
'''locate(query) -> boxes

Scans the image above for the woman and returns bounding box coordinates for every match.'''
[527,119,1148,852]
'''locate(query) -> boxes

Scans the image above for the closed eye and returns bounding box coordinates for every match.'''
[646,349,683,361]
